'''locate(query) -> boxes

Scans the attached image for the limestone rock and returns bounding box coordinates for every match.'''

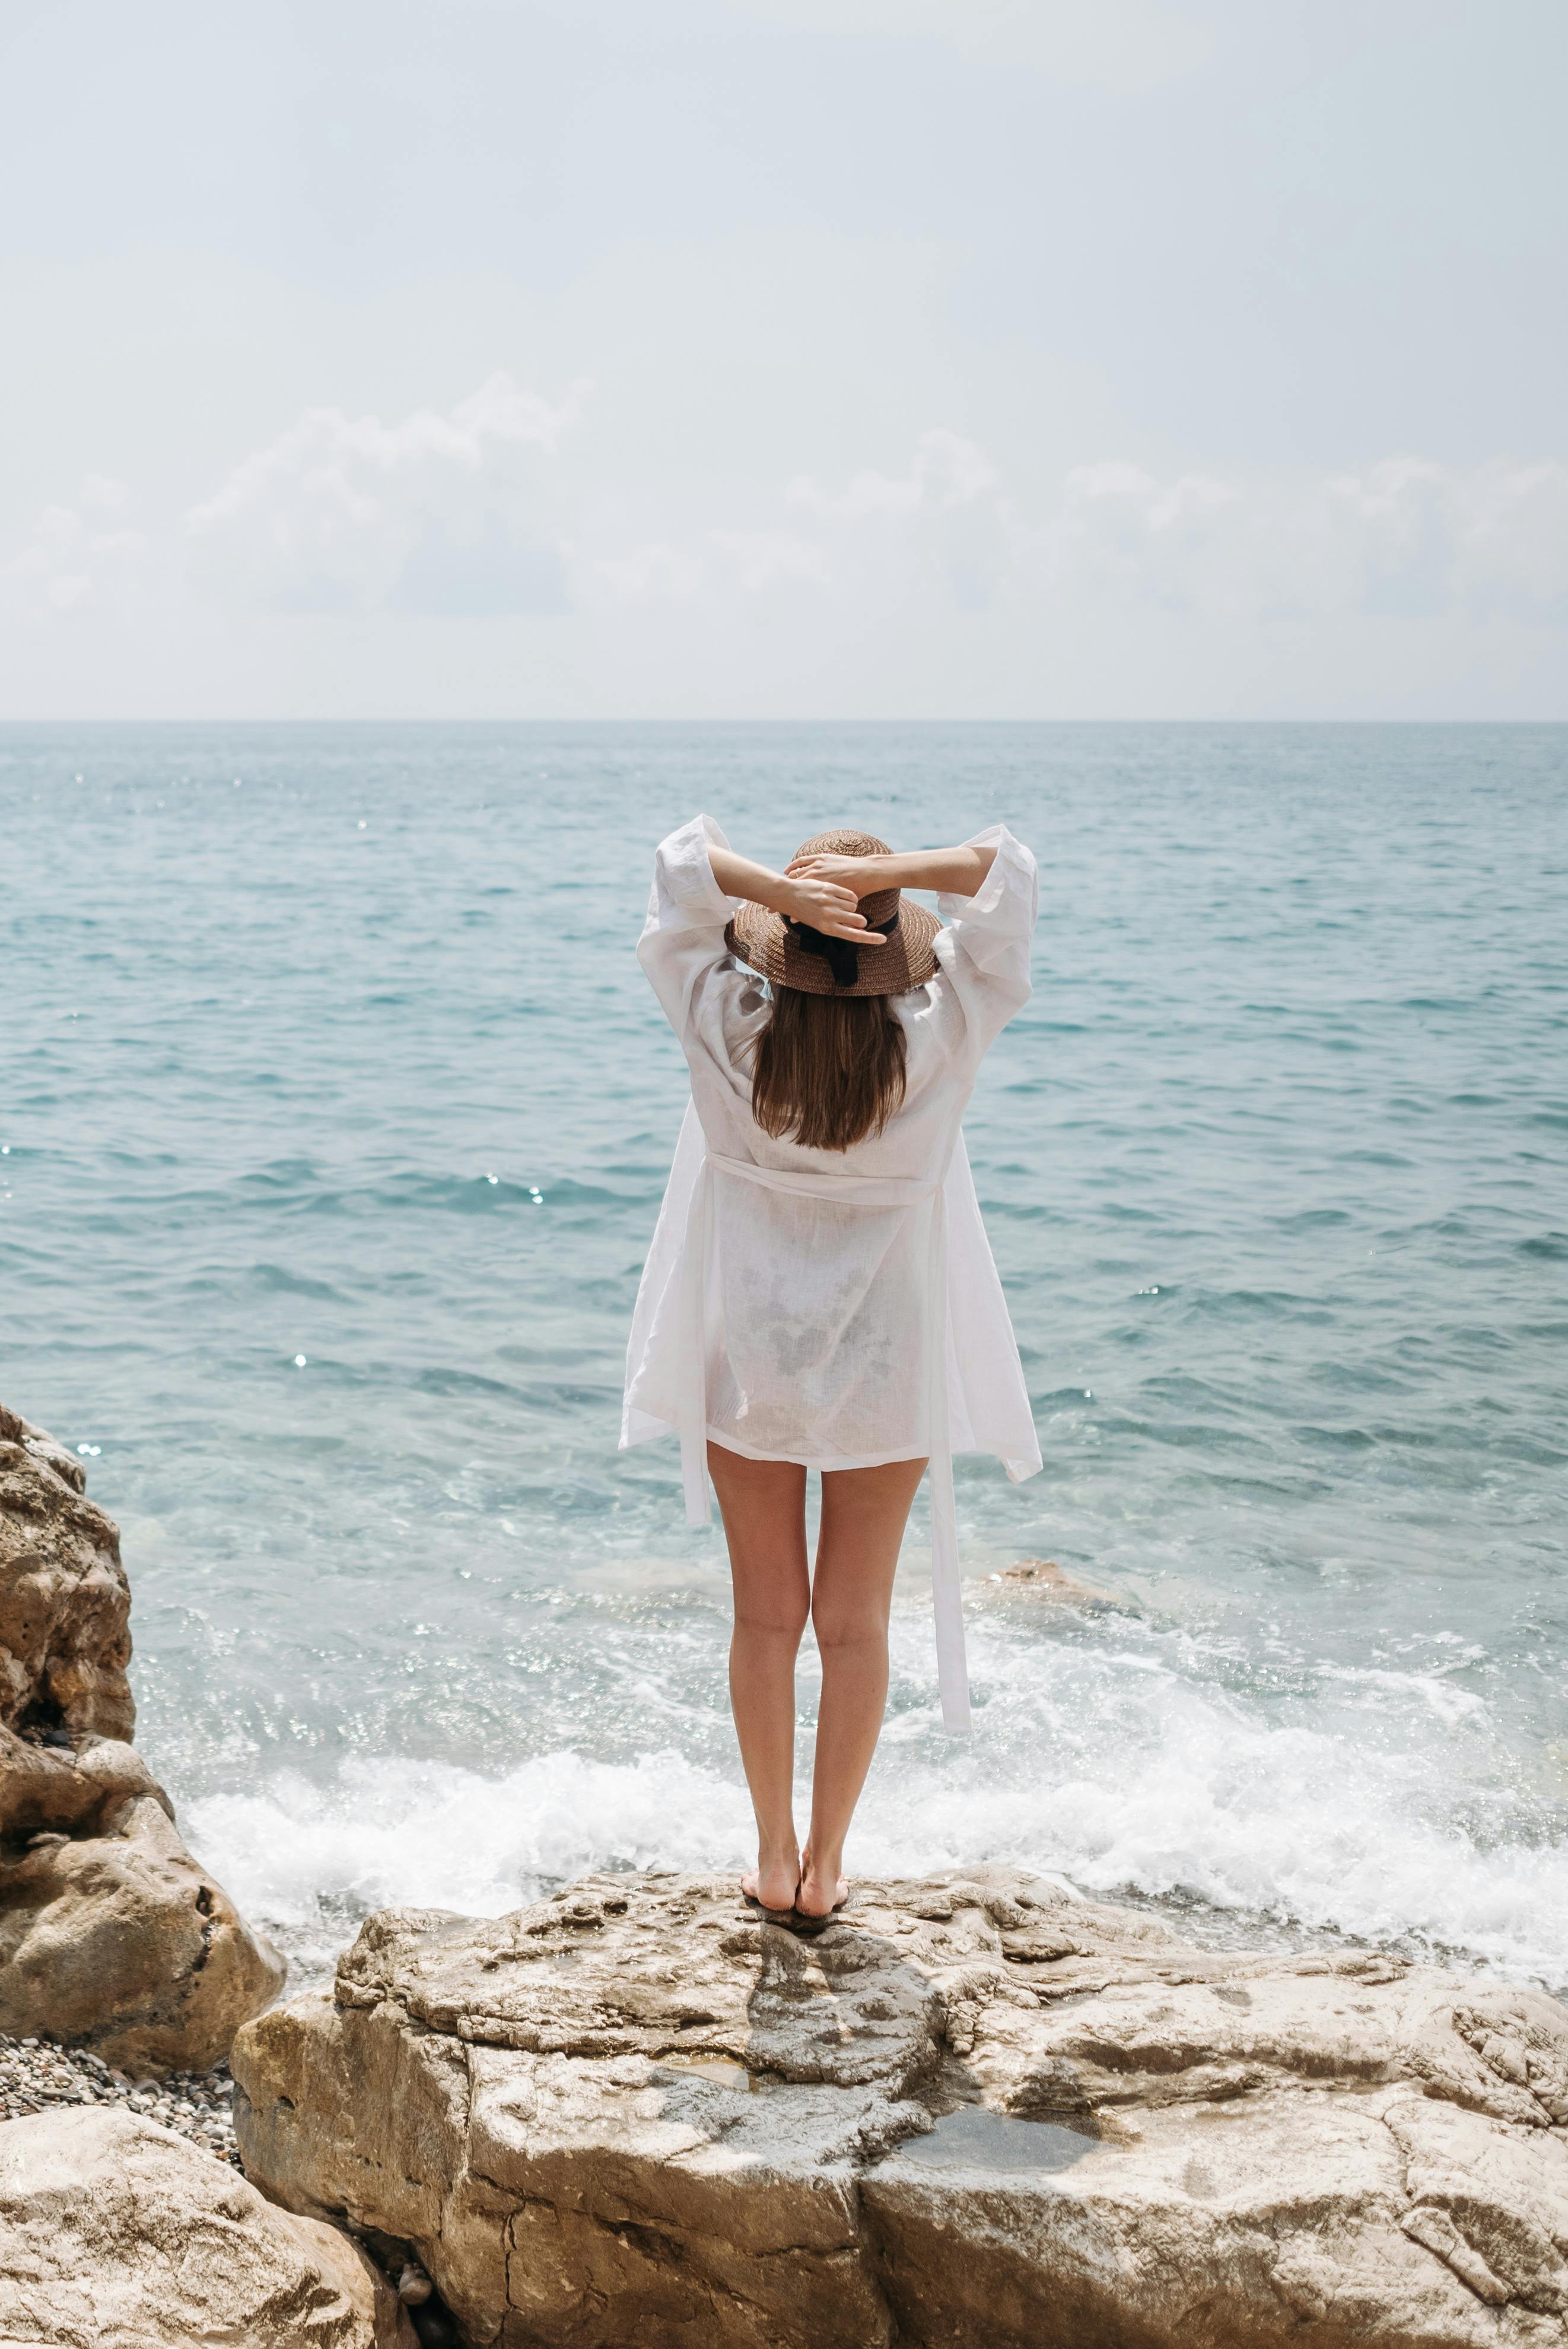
[0,2103,415,2345]
[0,1400,285,2070]
[0,1402,132,1742]
[0,1741,287,2071]
[232,1866,1568,2348]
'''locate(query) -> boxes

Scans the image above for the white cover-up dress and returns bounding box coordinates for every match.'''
[621,815,1042,1731]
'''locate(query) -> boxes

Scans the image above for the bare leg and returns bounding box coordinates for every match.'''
[799,1456,927,1919]
[707,1441,809,1913]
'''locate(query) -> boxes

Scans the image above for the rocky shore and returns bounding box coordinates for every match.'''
[0,1399,284,2069]
[5,1392,1568,2347]
[231,1867,1568,2349]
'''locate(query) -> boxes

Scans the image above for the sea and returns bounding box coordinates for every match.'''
[3,722,1565,1991]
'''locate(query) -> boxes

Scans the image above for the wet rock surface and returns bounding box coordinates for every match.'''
[0,2103,415,2346]
[979,1556,1118,1608]
[0,1398,285,2071]
[233,1865,1568,2348]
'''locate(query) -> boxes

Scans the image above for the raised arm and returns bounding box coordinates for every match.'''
[639,816,900,1042]
[785,842,997,900]
[795,826,1036,1056]
[710,846,892,943]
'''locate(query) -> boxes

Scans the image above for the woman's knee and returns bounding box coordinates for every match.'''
[810,1587,889,1655]
[733,1575,811,1644]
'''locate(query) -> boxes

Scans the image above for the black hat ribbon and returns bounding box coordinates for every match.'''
[783,904,900,991]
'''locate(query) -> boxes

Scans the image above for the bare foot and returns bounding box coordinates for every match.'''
[742,1851,799,1913]
[795,1848,848,1919]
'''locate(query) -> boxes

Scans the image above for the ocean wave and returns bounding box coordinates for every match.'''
[183,1643,1568,1998]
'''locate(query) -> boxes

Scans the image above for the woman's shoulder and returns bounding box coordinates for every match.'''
[701,955,772,1044]
[892,976,973,1065]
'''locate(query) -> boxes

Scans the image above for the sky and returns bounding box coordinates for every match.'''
[1,0,1564,719]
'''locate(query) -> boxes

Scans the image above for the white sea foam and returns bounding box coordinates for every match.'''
[184,1750,755,1981]
[185,1620,1568,1994]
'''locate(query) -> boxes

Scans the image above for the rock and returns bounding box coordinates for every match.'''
[0,1399,285,2071]
[231,1866,1568,2348]
[0,1743,287,2072]
[0,1400,132,1741]
[981,1557,1117,1607]
[0,2103,416,2345]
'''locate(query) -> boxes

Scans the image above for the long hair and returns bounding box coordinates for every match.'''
[750,986,908,1152]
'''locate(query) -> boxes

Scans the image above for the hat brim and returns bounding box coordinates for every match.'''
[726,898,942,997]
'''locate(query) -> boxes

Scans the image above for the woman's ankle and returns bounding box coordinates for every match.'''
[800,1842,845,1890]
[746,1838,800,1910]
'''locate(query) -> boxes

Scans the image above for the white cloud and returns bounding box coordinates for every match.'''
[593,530,828,603]
[586,436,1001,619]
[2,477,146,616]
[78,473,129,513]
[1048,454,1568,623]
[719,0,1212,91]
[5,386,1563,718]
[592,542,706,600]
[581,431,1568,677]
[781,428,1012,611]
[788,428,997,519]
[1335,458,1568,624]
[185,373,588,616]
[708,529,829,592]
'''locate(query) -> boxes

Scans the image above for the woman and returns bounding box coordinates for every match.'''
[623,816,1040,1924]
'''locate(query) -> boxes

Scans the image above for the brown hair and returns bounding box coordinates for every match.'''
[750,987,908,1152]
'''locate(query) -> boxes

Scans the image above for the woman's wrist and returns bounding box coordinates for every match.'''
[882,845,996,898]
[837,851,959,895]
[837,854,897,897]
[709,845,790,911]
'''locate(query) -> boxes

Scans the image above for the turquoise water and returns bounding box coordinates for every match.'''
[3,722,1565,1986]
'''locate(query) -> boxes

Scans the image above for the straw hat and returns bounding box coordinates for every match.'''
[725,828,942,999]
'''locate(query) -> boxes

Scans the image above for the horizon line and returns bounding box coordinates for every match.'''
[1,714,1564,730]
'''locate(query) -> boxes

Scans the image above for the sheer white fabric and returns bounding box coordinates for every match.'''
[621,814,1041,1730]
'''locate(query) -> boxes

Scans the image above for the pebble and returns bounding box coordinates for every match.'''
[0,2030,240,2165]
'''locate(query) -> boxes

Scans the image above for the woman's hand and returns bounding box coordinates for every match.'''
[782,873,888,943]
[793,843,997,899]
[785,851,890,899]
[707,843,886,942]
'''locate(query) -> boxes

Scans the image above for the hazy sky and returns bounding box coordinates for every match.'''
[2,0,1563,717]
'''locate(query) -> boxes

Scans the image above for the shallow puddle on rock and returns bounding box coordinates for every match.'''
[895,2106,1099,2175]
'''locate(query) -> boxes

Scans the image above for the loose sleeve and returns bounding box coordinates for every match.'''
[637,813,744,1039]
[933,823,1039,1059]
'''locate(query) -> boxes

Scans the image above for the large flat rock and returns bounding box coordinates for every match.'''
[232,1866,1568,2347]
[0,2104,414,2345]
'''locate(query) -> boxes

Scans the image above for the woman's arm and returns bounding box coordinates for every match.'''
[708,845,890,944]
[785,843,998,900]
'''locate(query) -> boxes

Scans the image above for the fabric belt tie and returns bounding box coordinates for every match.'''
[676,1148,971,1734]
